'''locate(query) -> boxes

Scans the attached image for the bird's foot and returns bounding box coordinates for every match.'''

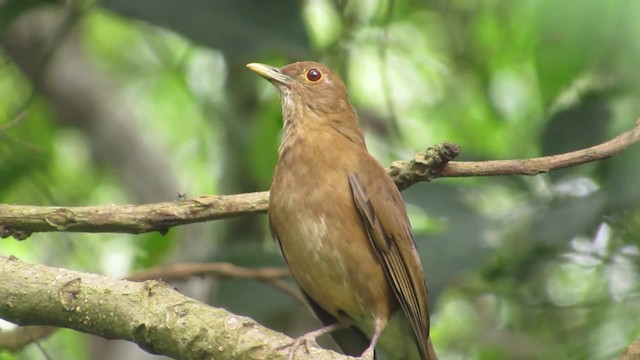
[276,333,320,360]
[277,322,345,360]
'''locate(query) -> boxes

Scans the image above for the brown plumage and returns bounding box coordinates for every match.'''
[247,61,436,360]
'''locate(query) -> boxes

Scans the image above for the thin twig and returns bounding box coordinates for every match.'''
[126,262,304,304]
[0,112,42,152]
[0,112,27,132]
[441,118,640,177]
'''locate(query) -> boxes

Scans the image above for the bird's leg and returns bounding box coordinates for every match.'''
[277,322,347,360]
[359,317,387,360]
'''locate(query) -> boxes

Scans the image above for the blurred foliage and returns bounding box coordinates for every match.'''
[0,0,61,32]
[1,0,640,359]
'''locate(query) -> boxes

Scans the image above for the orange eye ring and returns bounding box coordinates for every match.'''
[306,68,322,82]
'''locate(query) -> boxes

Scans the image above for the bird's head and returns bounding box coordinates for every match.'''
[247,61,355,128]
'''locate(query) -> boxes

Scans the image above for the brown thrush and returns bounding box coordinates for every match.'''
[247,61,437,360]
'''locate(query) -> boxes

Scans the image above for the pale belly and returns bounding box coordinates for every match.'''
[270,188,391,322]
[282,213,377,317]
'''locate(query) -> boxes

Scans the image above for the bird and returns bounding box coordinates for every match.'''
[247,61,437,360]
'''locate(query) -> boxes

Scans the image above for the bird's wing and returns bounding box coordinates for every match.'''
[348,170,432,360]
[269,225,374,358]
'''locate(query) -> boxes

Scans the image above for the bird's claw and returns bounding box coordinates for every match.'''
[276,334,320,360]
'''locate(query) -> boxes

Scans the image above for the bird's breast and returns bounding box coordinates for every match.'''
[269,146,394,322]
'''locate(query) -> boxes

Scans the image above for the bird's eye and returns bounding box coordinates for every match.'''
[306,68,322,82]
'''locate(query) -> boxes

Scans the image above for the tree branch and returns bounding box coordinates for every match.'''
[125,262,304,305]
[0,262,302,352]
[0,256,349,360]
[440,119,640,177]
[0,119,638,238]
[0,192,270,238]
[621,337,640,360]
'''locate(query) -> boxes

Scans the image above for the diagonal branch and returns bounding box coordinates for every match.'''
[0,256,349,360]
[0,119,639,238]
[440,118,640,177]
[0,262,300,351]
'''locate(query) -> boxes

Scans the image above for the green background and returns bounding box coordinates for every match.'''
[1,0,640,359]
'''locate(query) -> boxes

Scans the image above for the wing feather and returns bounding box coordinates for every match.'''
[348,171,432,360]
